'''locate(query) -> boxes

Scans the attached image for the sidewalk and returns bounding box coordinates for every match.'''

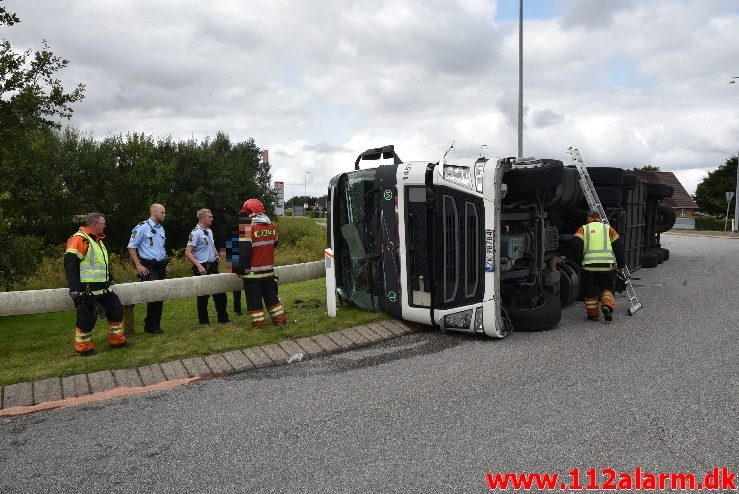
[664,230,739,239]
[0,319,421,416]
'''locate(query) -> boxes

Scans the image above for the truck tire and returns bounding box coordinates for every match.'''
[587,167,624,186]
[622,172,637,190]
[595,186,623,207]
[505,291,562,332]
[649,248,665,264]
[504,159,564,192]
[659,247,670,261]
[655,204,676,233]
[641,251,659,268]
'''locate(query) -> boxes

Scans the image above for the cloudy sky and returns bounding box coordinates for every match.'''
[4,0,739,196]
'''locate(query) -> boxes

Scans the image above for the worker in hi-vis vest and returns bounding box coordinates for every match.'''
[572,211,625,322]
[64,212,126,355]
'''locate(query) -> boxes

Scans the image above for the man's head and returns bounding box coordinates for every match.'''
[197,208,213,227]
[86,213,106,236]
[241,198,265,217]
[587,210,601,222]
[150,203,166,223]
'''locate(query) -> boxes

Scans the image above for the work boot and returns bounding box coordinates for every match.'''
[601,305,613,322]
[144,327,164,334]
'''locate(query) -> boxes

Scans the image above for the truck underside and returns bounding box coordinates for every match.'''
[327,145,674,337]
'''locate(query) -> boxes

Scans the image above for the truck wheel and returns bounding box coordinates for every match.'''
[595,186,623,207]
[641,251,659,268]
[659,247,670,261]
[655,204,676,233]
[587,167,624,186]
[622,172,637,190]
[649,248,665,264]
[505,291,562,332]
[504,159,564,192]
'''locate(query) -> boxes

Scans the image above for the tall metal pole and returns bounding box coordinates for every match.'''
[732,77,739,231]
[517,0,523,159]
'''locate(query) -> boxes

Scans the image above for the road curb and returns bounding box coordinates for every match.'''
[0,320,424,415]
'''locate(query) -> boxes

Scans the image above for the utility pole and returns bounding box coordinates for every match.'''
[517,0,524,159]
[732,77,739,232]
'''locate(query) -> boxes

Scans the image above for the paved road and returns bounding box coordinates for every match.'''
[1,234,737,493]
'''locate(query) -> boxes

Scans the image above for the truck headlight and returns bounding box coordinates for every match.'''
[443,165,471,188]
[474,307,484,333]
[444,309,473,329]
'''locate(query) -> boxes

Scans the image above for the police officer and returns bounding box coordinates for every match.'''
[127,203,167,333]
[185,208,229,325]
[572,210,625,322]
[234,199,286,328]
[64,212,125,355]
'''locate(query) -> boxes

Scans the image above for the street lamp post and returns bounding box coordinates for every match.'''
[732,77,739,232]
[480,144,488,157]
[518,0,524,159]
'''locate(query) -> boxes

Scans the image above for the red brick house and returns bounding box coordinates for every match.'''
[632,171,698,219]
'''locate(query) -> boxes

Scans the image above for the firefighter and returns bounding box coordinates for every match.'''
[184,208,229,325]
[572,210,626,322]
[64,212,125,356]
[237,199,286,328]
[127,203,167,333]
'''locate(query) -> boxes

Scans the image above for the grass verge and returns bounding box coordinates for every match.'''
[0,278,387,386]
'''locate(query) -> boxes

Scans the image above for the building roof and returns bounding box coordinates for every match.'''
[630,171,698,209]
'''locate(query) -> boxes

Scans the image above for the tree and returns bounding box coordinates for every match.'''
[694,156,738,216]
[0,1,85,288]
[633,165,661,171]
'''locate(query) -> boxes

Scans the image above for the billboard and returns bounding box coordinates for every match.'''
[274,181,284,216]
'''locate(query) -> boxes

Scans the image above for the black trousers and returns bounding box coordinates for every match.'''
[192,262,228,323]
[139,260,166,331]
[243,277,280,312]
[233,290,243,314]
[580,270,615,299]
[74,291,124,332]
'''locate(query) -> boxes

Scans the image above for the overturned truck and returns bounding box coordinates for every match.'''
[326,145,675,337]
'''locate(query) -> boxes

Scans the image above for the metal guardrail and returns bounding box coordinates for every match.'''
[0,261,326,332]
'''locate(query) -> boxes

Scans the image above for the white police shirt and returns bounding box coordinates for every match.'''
[187,225,217,263]
[128,219,166,261]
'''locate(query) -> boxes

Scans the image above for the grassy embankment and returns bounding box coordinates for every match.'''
[0,218,389,386]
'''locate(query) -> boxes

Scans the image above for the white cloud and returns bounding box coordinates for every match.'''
[3,0,738,198]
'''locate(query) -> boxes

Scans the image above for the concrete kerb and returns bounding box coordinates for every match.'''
[0,320,423,414]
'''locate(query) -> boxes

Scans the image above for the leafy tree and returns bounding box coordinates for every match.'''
[633,165,661,171]
[0,1,85,288]
[694,156,738,216]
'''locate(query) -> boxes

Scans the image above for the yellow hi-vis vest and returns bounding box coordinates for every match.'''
[582,222,614,269]
[73,230,110,285]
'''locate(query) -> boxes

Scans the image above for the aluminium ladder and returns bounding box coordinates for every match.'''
[567,147,643,315]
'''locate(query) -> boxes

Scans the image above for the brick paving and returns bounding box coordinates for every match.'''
[1,320,420,411]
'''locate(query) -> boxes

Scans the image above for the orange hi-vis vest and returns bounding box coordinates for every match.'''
[241,221,278,278]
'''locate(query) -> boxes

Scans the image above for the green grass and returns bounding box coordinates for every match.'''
[0,278,387,387]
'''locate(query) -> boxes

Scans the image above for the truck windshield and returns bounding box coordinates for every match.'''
[336,169,378,310]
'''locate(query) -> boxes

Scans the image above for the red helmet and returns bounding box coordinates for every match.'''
[241,198,265,216]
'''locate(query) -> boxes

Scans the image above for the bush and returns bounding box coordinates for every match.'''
[694,216,730,231]
[6,217,327,291]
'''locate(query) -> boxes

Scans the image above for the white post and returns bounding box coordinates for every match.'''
[517,0,524,159]
[324,248,337,317]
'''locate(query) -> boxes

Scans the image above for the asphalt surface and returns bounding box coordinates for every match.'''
[1,233,737,493]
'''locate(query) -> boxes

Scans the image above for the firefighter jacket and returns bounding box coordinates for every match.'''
[239,213,279,279]
[572,219,625,272]
[64,226,113,294]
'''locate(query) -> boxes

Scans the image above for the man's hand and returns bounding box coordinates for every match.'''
[135,263,149,277]
[197,263,207,275]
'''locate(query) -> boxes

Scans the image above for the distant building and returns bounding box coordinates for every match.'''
[631,171,698,218]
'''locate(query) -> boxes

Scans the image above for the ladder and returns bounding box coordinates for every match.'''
[567,147,643,315]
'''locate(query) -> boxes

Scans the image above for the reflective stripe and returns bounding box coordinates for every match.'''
[252,240,275,247]
[250,264,274,272]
